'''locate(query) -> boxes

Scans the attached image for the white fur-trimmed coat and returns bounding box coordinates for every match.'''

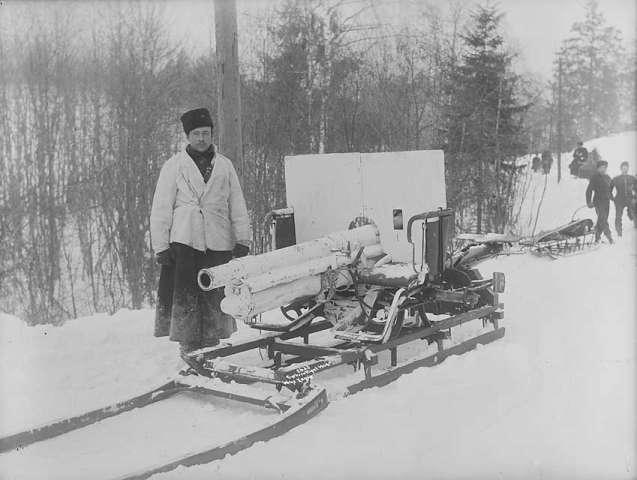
[150,148,250,253]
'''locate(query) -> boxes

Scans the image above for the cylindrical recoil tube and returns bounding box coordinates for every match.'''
[198,224,380,291]
[221,270,353,320]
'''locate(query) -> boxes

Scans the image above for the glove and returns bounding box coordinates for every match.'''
[233,243,250,258]
[156,247,175,266]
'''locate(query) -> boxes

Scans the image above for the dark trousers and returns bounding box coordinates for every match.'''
[594,202,612,242]
[569,161,579,176]
[155,243,234,345]
[614,199,635,235]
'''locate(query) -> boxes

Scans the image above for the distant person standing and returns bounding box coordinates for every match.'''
[570,141,588,176]
[531,154,541,173]
[610,161,637,236]
[541,150,553,175]
[585,160,614,244]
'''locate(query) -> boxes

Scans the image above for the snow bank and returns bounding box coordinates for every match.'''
[1,391,277,480]
[586,131,637,173]
[0,309,178,436]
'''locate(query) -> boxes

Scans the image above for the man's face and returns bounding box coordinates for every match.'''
[188,126,212,152]
[621,164,629,174]
[598,164,607,174]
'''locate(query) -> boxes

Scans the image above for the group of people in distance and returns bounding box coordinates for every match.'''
[531,151,554,174]
[570,141,589,176]
[531,141,636,244]
[570,141,637,243]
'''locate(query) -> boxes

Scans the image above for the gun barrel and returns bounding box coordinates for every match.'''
[198,224,379,291]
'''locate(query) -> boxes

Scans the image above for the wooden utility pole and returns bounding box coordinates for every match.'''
[214,0,243,175]
[556,55,563,183]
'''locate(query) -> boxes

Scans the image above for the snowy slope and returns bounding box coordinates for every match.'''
[515,131,636,236]
[1,132,635,479]
[0,310,178,436]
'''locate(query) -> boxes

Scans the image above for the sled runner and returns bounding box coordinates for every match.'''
[453,212,599,262]
[0,375,327,480]
[523,218,597,259]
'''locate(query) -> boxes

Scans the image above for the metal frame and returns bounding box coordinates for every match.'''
[531,230,598,258]
[406,207,455,274]
[196,304,503,392]
[191,208,506,394]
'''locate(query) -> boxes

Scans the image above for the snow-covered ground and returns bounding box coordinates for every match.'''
[0,309,178,437]
[1,132,635,479]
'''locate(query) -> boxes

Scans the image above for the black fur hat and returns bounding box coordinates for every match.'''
[180,108,213,135]
[597,160,608,168]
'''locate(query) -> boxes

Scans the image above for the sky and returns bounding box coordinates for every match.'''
[161,0,635,79]
[1,0,635,79]
[497,0,635,76]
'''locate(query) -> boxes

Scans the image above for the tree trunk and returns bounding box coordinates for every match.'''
[215,0,243,173]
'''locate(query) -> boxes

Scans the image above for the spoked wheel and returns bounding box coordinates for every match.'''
[442,267,473,288]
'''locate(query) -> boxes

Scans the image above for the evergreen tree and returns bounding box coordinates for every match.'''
[260,0,360,155]
[446,4,528,233]
[239,0,361,247]
[552,0,624,145]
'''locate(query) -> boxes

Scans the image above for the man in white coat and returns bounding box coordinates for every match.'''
[150,108,250,360]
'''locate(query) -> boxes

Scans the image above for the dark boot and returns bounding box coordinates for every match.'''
[179,342,206,373]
